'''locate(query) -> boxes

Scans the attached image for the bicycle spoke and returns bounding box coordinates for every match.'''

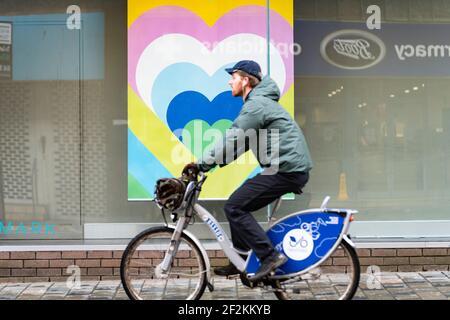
[121,227,207,300]
[161,279,169,299]
[272,241,360,300]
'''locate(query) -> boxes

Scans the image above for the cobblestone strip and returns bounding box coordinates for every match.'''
[1,272,450,300]
[0,283,29,300]
[16,282,53,300]
[90,281,121,300]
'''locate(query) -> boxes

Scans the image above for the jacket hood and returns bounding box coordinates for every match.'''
[246,76,281,102]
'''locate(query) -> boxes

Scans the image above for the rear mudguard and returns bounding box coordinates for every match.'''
[246,209,353,278]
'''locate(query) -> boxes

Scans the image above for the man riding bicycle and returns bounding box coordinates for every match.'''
[183,60,313,282]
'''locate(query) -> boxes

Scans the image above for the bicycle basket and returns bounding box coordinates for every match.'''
[154,178,187,211]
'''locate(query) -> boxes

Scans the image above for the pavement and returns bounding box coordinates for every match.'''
[0,271,450,300]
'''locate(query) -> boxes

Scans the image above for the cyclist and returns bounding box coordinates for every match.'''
[183,60,313,282]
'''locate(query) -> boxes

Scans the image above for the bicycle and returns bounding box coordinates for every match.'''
[120,172,360,300]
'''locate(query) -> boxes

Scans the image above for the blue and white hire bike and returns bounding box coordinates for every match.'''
[120,172,361,300]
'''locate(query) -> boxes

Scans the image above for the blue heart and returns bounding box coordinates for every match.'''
[166,91,243,136]
[151,62,237,125]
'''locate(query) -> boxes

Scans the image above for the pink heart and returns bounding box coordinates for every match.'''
[128,5,293,96]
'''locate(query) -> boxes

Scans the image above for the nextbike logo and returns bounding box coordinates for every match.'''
[203,217,224,242]
[282,229,313,261]
[0,221,57,236]
[283,229,314,261]
[320,29,386,70]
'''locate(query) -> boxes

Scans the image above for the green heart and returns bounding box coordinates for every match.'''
[182,119,233,160]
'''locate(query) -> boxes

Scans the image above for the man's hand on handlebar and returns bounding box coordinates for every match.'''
[182,163,200,181]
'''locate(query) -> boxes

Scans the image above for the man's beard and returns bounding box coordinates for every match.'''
[233,89,243,97]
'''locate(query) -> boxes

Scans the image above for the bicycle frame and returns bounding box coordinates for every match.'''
[167,174,248,273]
[157,174,247,288]
[193,203,248,272]
[165,173,358,282]
[165,187,250,272]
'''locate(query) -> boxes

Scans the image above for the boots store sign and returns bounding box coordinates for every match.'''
[320,30,385,70]
[296,21,450,76]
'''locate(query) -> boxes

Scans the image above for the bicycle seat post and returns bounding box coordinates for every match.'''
[267,197,282,226]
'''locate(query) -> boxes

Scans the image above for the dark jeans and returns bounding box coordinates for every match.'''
[224,171,309,260]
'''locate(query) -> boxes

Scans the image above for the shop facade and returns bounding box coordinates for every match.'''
[0,0,450,281]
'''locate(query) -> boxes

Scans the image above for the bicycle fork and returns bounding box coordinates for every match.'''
[156,217,187,278]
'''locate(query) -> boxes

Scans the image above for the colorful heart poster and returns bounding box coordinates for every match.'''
[128,0,294,200]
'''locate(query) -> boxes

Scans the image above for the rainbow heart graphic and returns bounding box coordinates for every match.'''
[128,3,294,199]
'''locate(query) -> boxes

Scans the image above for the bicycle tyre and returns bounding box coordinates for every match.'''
[274,238,360,300]
[120,226,208,300]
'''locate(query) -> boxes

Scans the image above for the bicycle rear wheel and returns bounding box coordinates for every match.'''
[274,239,360,300]
[120,226,207,300]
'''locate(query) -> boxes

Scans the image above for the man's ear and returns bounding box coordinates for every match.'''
[242,76,250,87]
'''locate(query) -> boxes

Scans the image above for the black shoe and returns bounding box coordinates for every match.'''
[214,263,240,277]
[249,252,288,282]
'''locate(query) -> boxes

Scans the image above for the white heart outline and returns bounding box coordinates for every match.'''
[136,33,287,115]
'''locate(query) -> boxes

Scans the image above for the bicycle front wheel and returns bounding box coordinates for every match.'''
[120,226,207,300]
[274,239,360,300]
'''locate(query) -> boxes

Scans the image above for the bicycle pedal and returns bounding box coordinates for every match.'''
[226,274,240,280]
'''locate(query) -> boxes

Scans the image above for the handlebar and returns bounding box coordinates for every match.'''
[197,172,207,187]
[183,172,207,205]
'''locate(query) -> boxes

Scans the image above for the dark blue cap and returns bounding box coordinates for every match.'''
[225,60,263,81]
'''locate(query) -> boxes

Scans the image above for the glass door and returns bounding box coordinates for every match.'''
[0,14,83,239]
